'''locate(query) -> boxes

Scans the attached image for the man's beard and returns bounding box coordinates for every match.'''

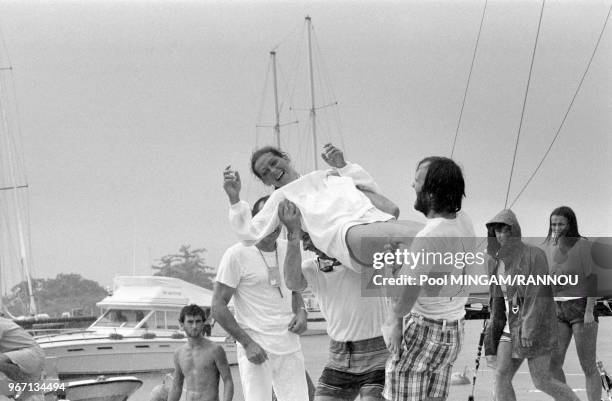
[414,190,431,216]
[186,328,203,338]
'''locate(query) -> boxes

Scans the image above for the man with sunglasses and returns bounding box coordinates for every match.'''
[279,201,390,401]
[212,196,309,401]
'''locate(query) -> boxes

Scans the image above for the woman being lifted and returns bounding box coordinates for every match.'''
[222,143,421,271]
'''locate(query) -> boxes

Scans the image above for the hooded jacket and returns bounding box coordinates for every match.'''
[483,209,556,359]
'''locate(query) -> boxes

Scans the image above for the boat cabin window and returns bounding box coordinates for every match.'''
[154,311,166,329]
[148,311,181,330]
[94,309,151,328]
[166,311,180,330]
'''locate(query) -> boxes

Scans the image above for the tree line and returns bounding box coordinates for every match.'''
[2,245,215,317]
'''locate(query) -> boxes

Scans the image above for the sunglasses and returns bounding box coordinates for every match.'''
[317,257,341,272]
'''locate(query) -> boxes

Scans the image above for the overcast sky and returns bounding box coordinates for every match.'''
[0,0,610,291]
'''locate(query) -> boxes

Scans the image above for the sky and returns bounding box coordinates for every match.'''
[0,0,610,292]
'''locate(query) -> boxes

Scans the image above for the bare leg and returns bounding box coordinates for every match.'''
[550,319,572,385]
[314,386,359,401]
[486,355,498,401]
[345,221,423,266]
[527,354,580,401]
[573,320,601,401]
[495,342,523,401]
[360,396,384,401]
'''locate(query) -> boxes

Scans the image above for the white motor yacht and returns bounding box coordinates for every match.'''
[36,276,237,379]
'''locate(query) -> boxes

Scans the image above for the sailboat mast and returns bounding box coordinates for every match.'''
[270,51,281,148]
[0,123,37,315]
[305,16,318,170]
[0,57,37,315]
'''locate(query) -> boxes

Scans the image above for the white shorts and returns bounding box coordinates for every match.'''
[236,344,308,401]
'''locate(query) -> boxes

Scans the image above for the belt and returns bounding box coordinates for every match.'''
[329,335,386,352]
[407,312,463,330]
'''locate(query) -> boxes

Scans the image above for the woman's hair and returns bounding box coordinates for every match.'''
[545,205,582,247]
[250,146,291,180]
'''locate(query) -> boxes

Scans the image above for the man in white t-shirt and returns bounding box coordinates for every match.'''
[278,200,391,400]
[212,196,309,401]
[382,157,477,401]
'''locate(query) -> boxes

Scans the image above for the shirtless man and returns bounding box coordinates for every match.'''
[168,304,233,401]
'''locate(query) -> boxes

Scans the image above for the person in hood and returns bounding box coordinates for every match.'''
[483,209,580,401]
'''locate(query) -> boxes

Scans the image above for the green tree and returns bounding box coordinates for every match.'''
[3,273,108,317]
[152,245,216,290]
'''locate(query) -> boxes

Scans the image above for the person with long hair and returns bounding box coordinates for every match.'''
[222,143,422,272]
[544,206,600,401]
[484,209,580,401]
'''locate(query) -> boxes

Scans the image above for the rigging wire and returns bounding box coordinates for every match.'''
[255,57,272,146]
[451,0,488,159]
[288,22,307,116]
[270,21,303,53]
[312,28,344,150]
[287,22,309,171]
[0,71,31,287]
[504,0,546,209]
[0,24,35,300]
[509,0,612,209]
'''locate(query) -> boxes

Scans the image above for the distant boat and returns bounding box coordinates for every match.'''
[36,276,237,379]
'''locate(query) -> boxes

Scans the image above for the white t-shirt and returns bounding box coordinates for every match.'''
[215,240,300,355]
[229,163,393,270]
[302,260,389,342]
[404,210,476,321]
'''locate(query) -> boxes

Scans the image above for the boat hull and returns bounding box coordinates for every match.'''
[40,335,237,378]
[44,376,142,401]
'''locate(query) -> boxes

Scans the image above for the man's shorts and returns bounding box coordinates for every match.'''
[383,313,464,401]
[556,297,599,326]
[316,336,389,399]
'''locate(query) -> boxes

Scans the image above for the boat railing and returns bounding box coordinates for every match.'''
[33,328,95,339]
[36,331,231,344]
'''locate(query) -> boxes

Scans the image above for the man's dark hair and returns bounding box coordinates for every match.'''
[252,195,270,216]
[179,304,206,323]
[250,146,291,180]
[486,223,510,257]
[418,156,465,213]
[545,205,582,247]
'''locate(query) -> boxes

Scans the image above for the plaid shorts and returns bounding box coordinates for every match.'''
[383,313,464,401]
